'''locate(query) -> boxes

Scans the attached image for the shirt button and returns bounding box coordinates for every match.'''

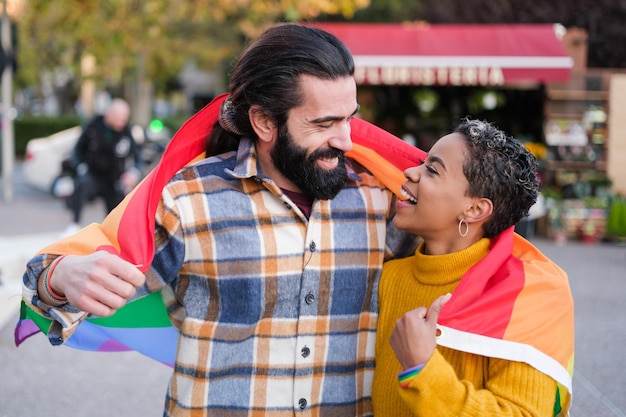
[298,398,307,409]
[309,241,316,252]
[301,346,310,358]
[305,293,315,304]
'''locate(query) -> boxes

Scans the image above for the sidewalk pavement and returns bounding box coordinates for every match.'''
[0,161,105,328]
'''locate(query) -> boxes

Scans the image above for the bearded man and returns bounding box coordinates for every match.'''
[23,23,420,416]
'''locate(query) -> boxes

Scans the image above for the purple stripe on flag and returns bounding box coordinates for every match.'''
[14,319,42,346]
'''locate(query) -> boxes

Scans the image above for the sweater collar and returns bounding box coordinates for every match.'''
[412,238,491,286]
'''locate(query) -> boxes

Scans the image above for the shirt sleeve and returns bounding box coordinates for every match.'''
[143,183,186,323]
[22,253,90,345]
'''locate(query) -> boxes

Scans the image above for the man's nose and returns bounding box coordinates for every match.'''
[330,121,352,153]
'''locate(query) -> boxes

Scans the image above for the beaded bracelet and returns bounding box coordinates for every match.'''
[42,255,68,305]
[398,362,426,388]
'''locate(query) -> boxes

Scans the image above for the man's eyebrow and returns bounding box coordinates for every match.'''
[309,105,360,124]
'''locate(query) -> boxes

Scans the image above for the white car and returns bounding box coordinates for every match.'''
[22,124,165,192]
[23,126,83,191]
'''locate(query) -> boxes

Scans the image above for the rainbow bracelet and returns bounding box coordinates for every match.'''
[398,362,426,388]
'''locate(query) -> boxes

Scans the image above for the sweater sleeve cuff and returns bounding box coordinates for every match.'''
[397,349,461,411]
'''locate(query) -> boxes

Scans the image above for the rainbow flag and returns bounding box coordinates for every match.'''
[437,228,574,416]
[17,291,179,366]
[14,93,424,364]
[14,94,573,415]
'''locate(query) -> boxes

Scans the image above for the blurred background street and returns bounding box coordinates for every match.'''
[0,162,172,417]
[2,1,626,416]
[1,161,626,416]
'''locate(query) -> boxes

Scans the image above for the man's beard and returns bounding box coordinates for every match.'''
[270,124,349,200]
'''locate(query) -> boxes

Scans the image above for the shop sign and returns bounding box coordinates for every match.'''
[354,66,505,86]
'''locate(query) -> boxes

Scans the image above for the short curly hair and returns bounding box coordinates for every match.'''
[455,118,539,238]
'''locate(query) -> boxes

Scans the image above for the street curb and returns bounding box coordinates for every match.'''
[0,231,62,282]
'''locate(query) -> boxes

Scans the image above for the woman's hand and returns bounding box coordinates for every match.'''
[390,293,452,369]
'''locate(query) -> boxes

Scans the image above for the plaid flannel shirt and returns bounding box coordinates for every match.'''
[148,138,418,416]
[23,137,419,416]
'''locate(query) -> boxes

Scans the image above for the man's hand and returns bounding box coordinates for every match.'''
[390,293,452,369]
[46,252,146,317]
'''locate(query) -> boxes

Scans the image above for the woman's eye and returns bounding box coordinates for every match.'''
[425,165,438,175]
[418,159,437,175]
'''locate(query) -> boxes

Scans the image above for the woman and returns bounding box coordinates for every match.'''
[373,118,574,416]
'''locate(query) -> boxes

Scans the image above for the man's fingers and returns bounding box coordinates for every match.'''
[66,252,145,286]
[66,276,131,314]
[106,277,138,301]
[77,296,121,318]
[100,256,146,288]
[79,258,143,297]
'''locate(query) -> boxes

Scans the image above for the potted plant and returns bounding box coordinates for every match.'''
[605,194,626,244]
[579,218,600,244]
[542,188,566,244]
[588,175,613,199]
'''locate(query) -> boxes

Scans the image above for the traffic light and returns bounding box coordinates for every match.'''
[0,21,17,74]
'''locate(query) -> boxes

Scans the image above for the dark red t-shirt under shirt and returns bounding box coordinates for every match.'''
[281,188,313,219]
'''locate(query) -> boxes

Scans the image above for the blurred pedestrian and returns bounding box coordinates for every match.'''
[65,98,141,234]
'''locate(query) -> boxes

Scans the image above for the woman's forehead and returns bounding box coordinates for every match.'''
[428,133,468,160]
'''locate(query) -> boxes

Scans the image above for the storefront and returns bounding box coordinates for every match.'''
[310,22,574,151]
[310,22,626,241]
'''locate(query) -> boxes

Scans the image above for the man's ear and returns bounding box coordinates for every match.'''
[464,197,493,224]
[249,105,276,143]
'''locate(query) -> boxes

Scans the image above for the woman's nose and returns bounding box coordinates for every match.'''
[404,165,420,182]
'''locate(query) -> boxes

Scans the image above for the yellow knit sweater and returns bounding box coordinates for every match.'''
[373,239,557,416]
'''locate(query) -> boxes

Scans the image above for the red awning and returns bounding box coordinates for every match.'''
[308,23,573,86]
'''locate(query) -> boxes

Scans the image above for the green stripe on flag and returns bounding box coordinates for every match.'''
[87,291,171,328]
[21,301,53,335]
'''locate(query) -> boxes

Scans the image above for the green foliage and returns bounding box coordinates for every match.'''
[351,0,422,21]
[582,196,609,210]
[606,195,626,238]
[160,115,188,133]
[13,116,82,157]
[541,187,562,201]
[16,0,371,95]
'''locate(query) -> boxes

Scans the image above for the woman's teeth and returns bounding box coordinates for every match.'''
[400,188,417,204]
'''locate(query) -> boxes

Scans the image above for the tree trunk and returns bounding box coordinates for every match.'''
[131,50,153,128]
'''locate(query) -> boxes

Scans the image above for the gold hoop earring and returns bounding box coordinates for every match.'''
[458,219,469,237]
